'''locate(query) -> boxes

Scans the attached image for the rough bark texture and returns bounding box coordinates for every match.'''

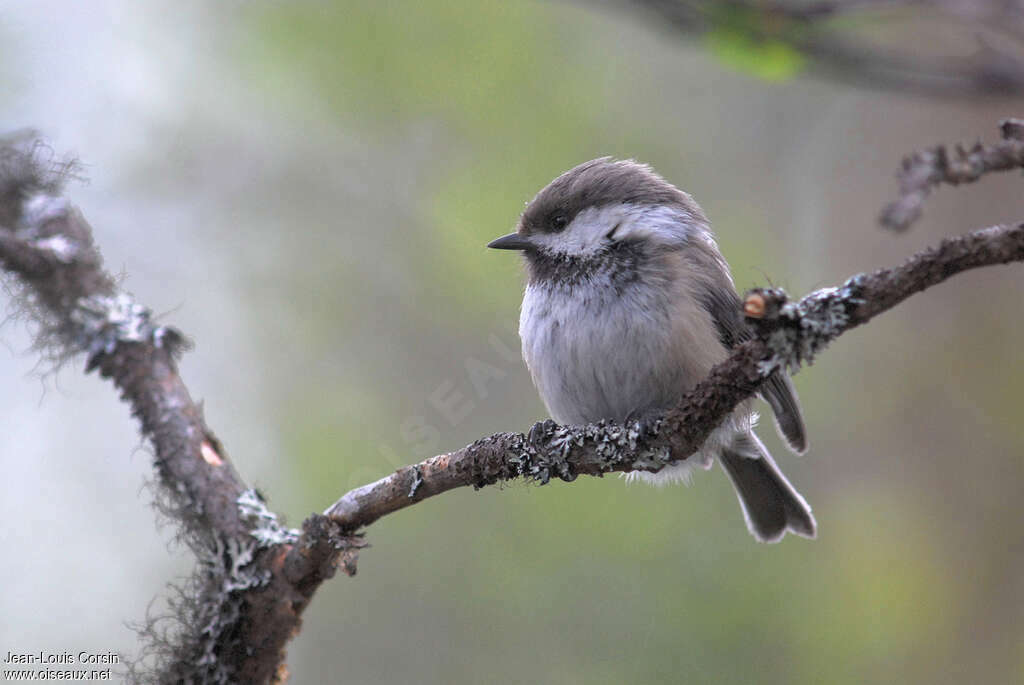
[881,119,1024,230]
[0,133,309,684]
[1,121,1022,682]
[325,223,1024,530]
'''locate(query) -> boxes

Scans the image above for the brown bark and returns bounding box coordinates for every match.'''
[1,122,1021,682]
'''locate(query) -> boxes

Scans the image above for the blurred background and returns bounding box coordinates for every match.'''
[2,1,1023,683]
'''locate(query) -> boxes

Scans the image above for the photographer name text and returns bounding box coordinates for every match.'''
[3,651,119,666]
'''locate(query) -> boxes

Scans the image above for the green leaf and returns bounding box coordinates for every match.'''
[705,28,806,81]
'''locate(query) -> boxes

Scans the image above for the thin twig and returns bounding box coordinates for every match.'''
[881,118,1024,231]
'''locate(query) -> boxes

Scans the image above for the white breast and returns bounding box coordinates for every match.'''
[519,263,727,426]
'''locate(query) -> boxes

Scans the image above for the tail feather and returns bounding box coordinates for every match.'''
[761,372,807,454]
[719,434,816,543]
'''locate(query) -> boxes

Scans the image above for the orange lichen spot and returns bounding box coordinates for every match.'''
[200,441,223,466]
[743,293,766,319]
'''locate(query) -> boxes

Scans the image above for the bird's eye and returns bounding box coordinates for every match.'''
[551,215,568,232]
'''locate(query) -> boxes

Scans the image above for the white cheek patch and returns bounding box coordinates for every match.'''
[529,204,700,257]
[617,204,705,246]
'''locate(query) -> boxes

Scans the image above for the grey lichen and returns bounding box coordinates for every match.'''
[0,133,82,222]
[70,292,187,369]
[758,276,866,377]
[515,419,578,484]
[30,233,79,262]
[408,465,424,498]
[214,535,268,593]
[147,494,295,682]
[237,488,300,547]
[186,534,267,681]
[128,491,297,684]
[128,525,276,685]
[517,416,670,483]
[19,194,74,233]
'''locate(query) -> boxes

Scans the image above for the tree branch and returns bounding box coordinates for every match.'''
[881,118,1024,230]
[2,121,1022,683]
[325,221,1024,530]
[0,135,246,540]
[0,132,355,685]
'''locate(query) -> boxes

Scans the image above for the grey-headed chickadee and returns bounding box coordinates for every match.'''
[488,158,815,543]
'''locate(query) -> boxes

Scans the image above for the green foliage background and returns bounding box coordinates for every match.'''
[1,2,1023,684]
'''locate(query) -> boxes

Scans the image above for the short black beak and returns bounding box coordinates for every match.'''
[487,233,533,251]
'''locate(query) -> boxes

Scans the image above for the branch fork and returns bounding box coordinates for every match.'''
[2,122,1022,683]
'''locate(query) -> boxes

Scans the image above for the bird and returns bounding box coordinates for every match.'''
[487,157,815,543]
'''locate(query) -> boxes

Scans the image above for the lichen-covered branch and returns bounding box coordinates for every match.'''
[326,219,1024,531]
[880,118,1024,231]
[0,133,356,685]
[3,122,1022,684]
[0,135,246,539]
